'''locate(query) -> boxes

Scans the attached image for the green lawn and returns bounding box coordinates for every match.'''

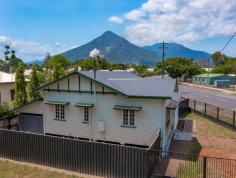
[176,161,203,178]
[0,159,81,178]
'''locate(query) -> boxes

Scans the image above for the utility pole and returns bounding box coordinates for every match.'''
[93,56,97,79]
[160,41,167,78]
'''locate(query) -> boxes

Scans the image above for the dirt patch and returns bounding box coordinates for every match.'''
[197,135,236,159]
[200,148,236,160]
[193,115,236,159]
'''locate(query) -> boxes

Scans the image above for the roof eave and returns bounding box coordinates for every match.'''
[10,98,43,113]
[126,95,172,99]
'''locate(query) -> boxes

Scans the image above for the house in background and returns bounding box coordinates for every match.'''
[0,71,16,104]
[192,73,236,88]
[0,71,30,105]
[13,70,180,151]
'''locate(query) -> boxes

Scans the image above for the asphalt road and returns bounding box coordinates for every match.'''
[179,84,236,110]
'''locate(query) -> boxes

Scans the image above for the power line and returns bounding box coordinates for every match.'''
[220,32,236,53]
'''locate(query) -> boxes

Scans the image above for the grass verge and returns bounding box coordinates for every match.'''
[0,159,81,178]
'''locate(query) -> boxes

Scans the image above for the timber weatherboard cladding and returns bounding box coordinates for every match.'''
[43,74,168,146]
[37,72,177,147]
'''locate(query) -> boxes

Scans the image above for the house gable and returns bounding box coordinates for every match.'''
[43,72,118,95]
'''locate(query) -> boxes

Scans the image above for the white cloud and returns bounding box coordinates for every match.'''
[124,10,146,21]
[89,48,100,58]
[108,16,123,24]
[119,0,236,45]
[0,36,76,61]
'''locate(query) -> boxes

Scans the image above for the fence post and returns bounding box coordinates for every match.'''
[204,103,207,116]
[217,107,219,122]
[203,157,207,178]
[233,110,235,129]
[194,100,196,111]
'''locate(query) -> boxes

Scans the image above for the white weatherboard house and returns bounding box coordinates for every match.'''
[0,71,16,104]
[0,71,30,104]
[15,71,180,150]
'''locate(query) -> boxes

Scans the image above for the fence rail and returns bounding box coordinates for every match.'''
[188,98,236,129]
[0,129,235,178]
[150,150,236,178]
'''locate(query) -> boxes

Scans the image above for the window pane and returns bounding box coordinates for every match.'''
[123,110,128,125]
[84,107,89,122]
[129,110,135,126]
[61,105,65,119]
[55,105,59,119]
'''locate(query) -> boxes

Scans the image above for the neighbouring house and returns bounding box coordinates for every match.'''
[0,71,29,105]
[0,71,16,104]
[192,73,236,87]
[12,70,180,151]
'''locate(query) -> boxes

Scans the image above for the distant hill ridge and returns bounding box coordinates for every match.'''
[60,31,211,65]
[143,43,210,60]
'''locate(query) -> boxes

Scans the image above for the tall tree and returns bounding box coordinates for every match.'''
[3,45,23,72]
[43,52,52,64]
[212,52,225,66]
[28,65,40,101]
[75,58,111,70]
[156,57,202,79]
[4,45,10,61]
[13,65,27,107]
[44,55,70,80]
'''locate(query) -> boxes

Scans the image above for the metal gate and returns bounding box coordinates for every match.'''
[19,113,43,134]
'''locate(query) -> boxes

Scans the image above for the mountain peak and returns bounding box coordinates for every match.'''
[99,30,124,41]
[62,31,210,66]
[102,30,116,35]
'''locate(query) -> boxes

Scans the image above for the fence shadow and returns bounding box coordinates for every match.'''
[193,110,236,132]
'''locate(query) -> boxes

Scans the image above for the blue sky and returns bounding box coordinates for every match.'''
[0,0,235,62]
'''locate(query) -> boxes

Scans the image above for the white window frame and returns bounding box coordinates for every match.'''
[83,107,89,123]
[55,105,65,120]
[123,110,135,126]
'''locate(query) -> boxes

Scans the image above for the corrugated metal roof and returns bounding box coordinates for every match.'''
[0,71,15,83]
[193,74,226,78]
[80,71,176,98]
[80,70,139,80]
[36,70,176,98]
[110,78,175,98]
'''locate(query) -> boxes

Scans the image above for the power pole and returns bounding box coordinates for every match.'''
[160,41,167,78]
